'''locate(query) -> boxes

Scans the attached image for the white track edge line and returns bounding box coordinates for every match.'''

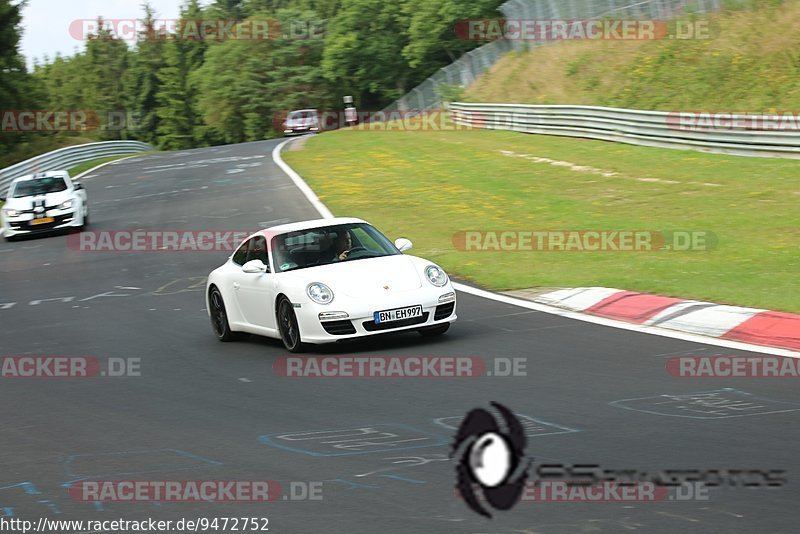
[273,138,334,219]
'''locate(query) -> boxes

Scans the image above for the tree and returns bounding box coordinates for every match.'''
[83,17,130,140]
[124,3,166,144]
[0,0,40,155]
[192,38,268,144]
[206,0,246,20]
[34,52,87,111]
[0,0,27,108]
[402,0,504,70]
[322,0,412,108]
[155,0,207,149]
[265,8,333,118]
[403,0,502,72]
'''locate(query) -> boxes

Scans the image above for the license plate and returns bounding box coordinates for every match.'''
[374,305,423,324]
[30,217,54,225]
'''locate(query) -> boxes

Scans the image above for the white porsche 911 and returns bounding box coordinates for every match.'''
[206,217,457,352]
[1,171,89,240]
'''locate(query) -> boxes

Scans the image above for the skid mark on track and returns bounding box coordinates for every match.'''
[259,424,449,457]
[151,277,207,296]
[610,388,800,419]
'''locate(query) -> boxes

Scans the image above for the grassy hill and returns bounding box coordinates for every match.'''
[464,0,800,111]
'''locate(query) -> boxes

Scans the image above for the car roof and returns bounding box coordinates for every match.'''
[288,109,318,113]
[11,171,69,184]
[259,217,367,236]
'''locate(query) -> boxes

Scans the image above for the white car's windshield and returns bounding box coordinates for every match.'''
[12,177,67,198]
[272,223,400,272]
[287,111,316,121]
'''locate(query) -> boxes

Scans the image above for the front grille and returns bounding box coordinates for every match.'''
[12,214,70,231]
[362,312,429,332]
[321,320,357,335]
[434,302,455,321]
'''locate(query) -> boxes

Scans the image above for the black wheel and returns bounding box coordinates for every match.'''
[209,286,241,342]
[419,323,450,337]
[277,297,305,353]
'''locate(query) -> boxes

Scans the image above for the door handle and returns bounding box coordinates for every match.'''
[233,282,240,290]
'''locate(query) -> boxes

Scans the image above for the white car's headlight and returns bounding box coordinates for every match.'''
[3,208,20,217]
[307,282,334,304]
[425,265,448,287]
[59,200,74,210]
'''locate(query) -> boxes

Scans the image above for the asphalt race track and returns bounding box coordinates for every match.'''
[1,139,798,533]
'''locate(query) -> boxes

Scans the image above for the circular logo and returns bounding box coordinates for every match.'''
[451,402,530,518]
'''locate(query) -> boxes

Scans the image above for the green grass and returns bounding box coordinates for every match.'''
[464,0,800,112]
[283,127,800,313]
[68,154,147,177]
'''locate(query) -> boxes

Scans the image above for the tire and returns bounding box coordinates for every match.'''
[208,286,242,342]
[419,323,450,337]
[277,297,305,353]
[81,209,89,229]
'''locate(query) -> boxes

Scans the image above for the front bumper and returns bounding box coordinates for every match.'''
[283,127,319,136]
[295,288,457,344]
[3,210,80,237]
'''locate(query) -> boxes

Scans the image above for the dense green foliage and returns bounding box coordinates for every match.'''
[1,0,503,161]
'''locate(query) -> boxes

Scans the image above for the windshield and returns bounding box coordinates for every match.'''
[272,223,400,273]
[12,177,67,198]
[287,111,316,121]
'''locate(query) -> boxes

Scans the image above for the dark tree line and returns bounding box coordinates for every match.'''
[2,0,502,158]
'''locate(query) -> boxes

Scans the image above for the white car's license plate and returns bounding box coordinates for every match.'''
[374,305,423,324]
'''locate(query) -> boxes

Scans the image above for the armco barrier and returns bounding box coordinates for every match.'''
[449,102,800,159]
[0,140,153,193]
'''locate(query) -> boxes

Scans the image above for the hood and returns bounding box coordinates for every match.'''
[282,255,425,299]
[4,190,72,210]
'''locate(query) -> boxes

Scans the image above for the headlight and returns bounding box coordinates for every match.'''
[425,265,448,287]
[307,282,334,304]
[3,208,20,217]
[59,200,74,210]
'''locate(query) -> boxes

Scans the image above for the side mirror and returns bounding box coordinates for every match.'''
[395,238,413,252]
[73,183,83,190]
[0,197,5,202]
[242,259,268,274]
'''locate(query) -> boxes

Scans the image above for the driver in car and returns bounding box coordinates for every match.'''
[333,230,353,261]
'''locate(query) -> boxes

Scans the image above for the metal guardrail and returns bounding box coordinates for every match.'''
[450,102,800,158]
[0,140,153,193]
[383,0,734,113]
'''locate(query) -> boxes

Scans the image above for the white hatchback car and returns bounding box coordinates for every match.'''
[206,217,457,352]
[1,171,89,240]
